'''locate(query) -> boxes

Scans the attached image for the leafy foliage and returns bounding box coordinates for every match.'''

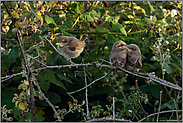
[1,1,182,122]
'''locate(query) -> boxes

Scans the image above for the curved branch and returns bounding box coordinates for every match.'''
[67,69,113,94]
[138,110,182,122]
[87,117,129,122]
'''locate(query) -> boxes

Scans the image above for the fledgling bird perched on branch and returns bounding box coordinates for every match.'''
[110,40,128,68]
[56,34,88,64]
[125,44,142,72]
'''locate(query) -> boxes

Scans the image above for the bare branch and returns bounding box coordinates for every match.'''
[135,80,148,122]
[27,54,47,67]
[2,1,17,25]
[44,35,65,58]
[67,69,113,95]
[173,99,179,122]
[157,91,163,122]
[152,108,156,121]
[113,97,115,120]
[83,62,90,119]
[17,29,36,121]
[138,110,182,122]
[25,41,43,53]
[1,62,182,91]
[31,72,61,121]
[87,117,129,122]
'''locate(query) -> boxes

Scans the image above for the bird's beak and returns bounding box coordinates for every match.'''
[56,43,61,45]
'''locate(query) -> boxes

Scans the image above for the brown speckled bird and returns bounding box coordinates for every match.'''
[110,40,128,68]
[125,44,142,72]
[56,34,88,62]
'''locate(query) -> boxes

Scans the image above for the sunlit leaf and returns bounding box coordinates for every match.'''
[19,102,25,110]
[120,28,127,36]
[96,25,108,32]
[45,15,57,25]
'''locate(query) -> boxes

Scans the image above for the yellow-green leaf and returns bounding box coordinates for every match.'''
[24,80,29,85]
[19,102,25,110]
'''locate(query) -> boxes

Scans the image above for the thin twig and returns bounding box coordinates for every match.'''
[67,69,113,95]
[87,117,129,122]
[27,54,47,67]
[25,41,43,53]
[152,108,156,121]
[135,80,148,122]
[157,91,163,122]
[173,99,179,122]
[83,60,90,119]
[31,72,61,121]
[2,1,16,25]
[44,35,65,57]
[138,110,182,122]
[113,97,115,120]
[17,29,36,121]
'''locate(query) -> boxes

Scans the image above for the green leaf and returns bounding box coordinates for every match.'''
[80,14,94,22]
[45,1,52,7]
[8,47,19,62]
[107,36,118,44]
[36,114,45,122]
[45,15,57,25]
[60,20,73,30]
[169,62,182,72]
[78,2,84,11]
[38,82,50,92]
[70,3,81,14]
[112,23,123,32]
[95,86,113,94]
[13,108,22,120]
[151,85,163,99]
[105,16,116,22]
[96,25,109,32]
[31,33,40,40]
[90,10,100,18]
[139,84,153,93]
[37,70,55,82]
[134,22,145,27]
[56,73,73,84]
[163,62,174,74]
[120,28,127,36]
[45,92,61,104]
[37,70,66,89]
[147,1,155,12]
[160,100,175,110]
[152,16,157,22]
[49,79,66,90]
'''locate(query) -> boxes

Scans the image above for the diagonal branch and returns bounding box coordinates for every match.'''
[17,29,36,121]
[138,110,182,122]
[31,72,61,121]
[3,2,36,121]
[67,69,113,95]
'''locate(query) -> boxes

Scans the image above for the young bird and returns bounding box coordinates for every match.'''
[56,34,88,63]
[110,40,128,68]
[125,44,142,72]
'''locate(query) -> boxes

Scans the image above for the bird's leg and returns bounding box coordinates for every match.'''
[67,58,76,65]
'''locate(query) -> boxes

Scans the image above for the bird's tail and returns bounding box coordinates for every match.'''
[80,34,88,41]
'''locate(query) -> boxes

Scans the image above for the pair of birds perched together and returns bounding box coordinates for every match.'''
[56,34,142,72]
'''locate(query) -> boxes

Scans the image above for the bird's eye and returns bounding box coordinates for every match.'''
[62,40,67,43]
[120,44,123,46]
